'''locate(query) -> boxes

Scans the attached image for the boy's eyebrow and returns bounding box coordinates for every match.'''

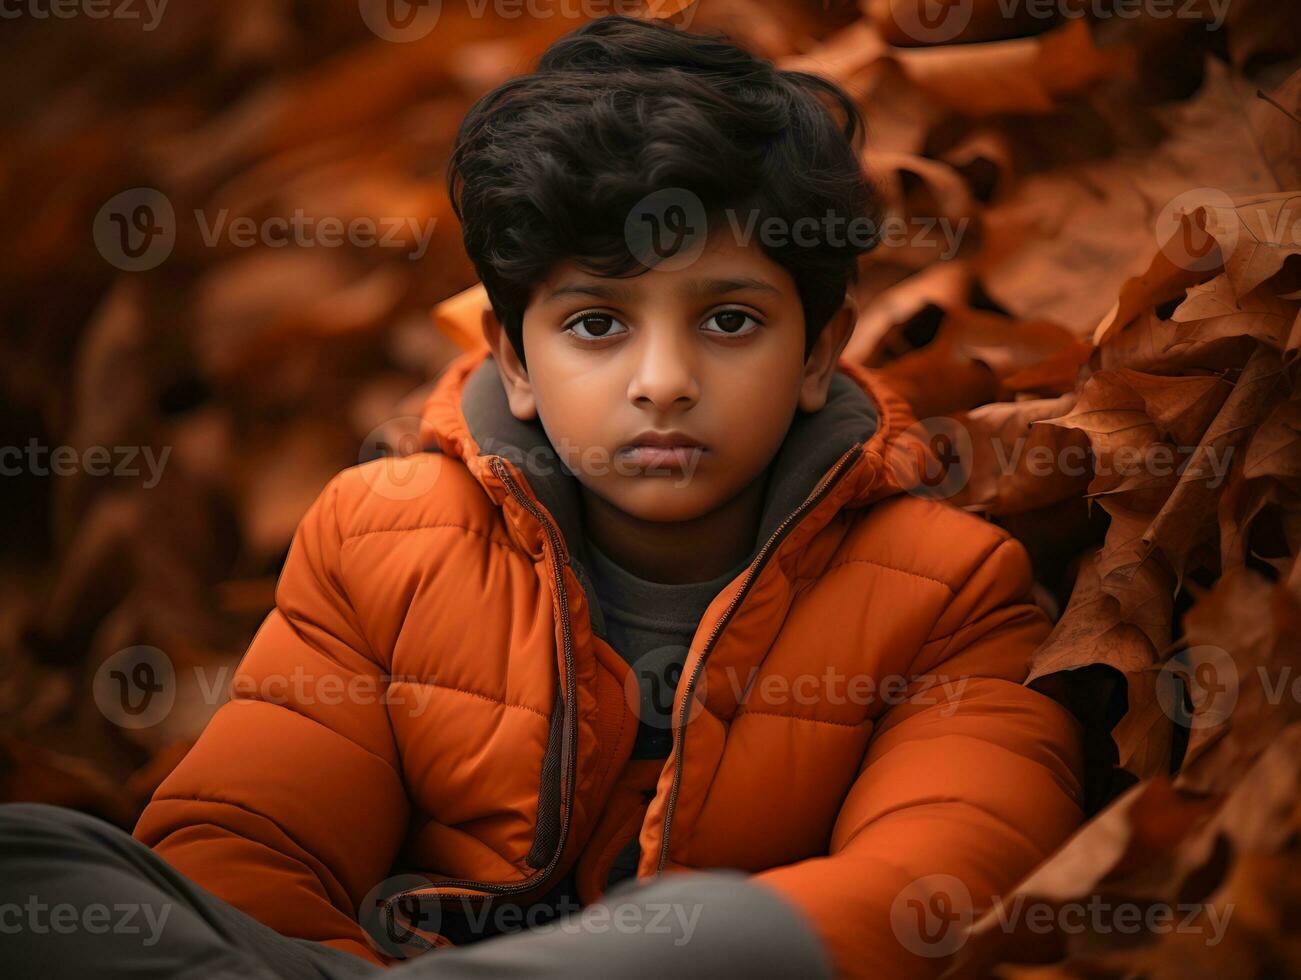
[545,281,629,302]
[686,276,782,298]
[545,276,781,302]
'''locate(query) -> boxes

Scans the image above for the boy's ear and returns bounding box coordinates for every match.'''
[797,294,857,413]
[481,304,539,421]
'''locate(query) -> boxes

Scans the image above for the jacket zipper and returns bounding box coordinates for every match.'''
[382,457,578,932]
[655,442,864,874]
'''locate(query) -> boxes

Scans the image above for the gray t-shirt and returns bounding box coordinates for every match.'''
[582,537,752,889]
[583,537,751,760]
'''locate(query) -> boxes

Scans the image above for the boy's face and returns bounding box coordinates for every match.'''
[484,228,854,524]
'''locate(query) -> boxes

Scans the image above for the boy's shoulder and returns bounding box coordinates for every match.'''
[313,450,508,550]
[835,493,1030,598]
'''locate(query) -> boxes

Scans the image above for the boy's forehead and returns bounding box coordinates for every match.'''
[533,231,793,305]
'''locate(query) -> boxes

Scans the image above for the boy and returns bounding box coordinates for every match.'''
[0,14,1085,979]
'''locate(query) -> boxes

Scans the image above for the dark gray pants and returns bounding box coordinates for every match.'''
[0,803,832,979]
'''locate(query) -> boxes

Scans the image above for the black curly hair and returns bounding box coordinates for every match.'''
[446,14,881,369]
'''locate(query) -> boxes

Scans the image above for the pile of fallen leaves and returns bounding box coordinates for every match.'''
[798,2,1299,975]
[1,1,1298,974]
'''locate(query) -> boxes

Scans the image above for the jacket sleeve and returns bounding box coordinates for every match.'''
[750,533,1086,979]
[132,473,409,967]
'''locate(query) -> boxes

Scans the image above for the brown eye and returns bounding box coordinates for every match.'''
[704,310,759,336]
[567,314,627,341]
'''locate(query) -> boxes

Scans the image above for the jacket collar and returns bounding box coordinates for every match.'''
[418,346,916,588]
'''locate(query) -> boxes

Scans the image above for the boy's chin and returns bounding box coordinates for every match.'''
[588,480,727,525]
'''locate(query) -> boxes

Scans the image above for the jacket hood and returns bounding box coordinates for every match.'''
[418,345,919,576]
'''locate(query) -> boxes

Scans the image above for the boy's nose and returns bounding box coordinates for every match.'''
[626,325,700,411]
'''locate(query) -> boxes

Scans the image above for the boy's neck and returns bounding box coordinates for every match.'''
[578,468,770,585]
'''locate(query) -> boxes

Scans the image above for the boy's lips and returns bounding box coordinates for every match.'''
[618,445,707,471]
[617,431,707,472]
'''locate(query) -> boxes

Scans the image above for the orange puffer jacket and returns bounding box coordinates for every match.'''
[133,343,1085,978]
